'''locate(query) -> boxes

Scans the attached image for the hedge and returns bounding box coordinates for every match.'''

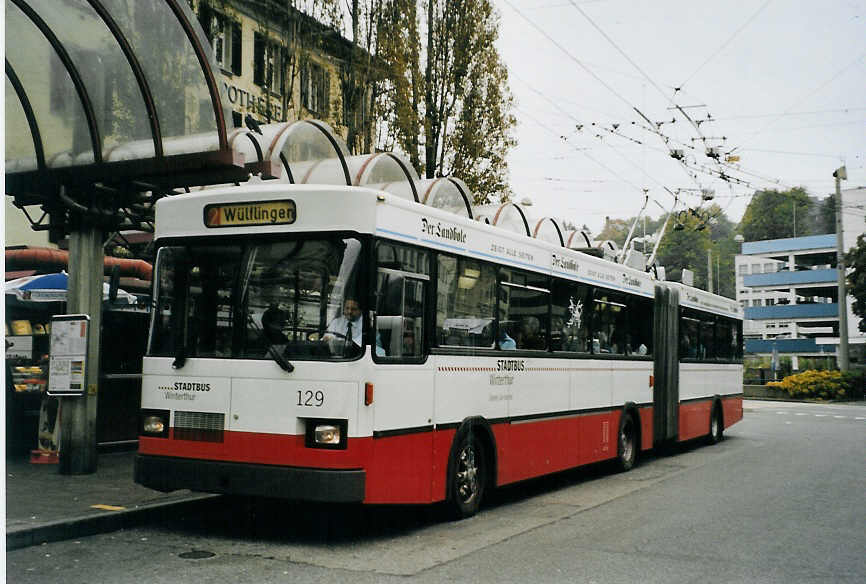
[766,369,858,400]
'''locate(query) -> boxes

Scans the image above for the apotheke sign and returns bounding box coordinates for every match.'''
[222,81,283,120]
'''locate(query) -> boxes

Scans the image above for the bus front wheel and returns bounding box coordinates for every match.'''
[449,432,486,519]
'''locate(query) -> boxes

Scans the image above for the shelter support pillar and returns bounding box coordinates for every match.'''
[59,226,103,474]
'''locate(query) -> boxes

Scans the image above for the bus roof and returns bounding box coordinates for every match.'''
[153,184,741,319]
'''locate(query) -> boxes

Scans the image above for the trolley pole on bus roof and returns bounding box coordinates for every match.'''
[833,166,850,372]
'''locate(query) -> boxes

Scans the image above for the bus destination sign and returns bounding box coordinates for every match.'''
[204,200,296,228]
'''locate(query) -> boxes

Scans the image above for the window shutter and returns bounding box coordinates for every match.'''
[231,22,242,75]
[280,48,288,95]
[198,3,212,41]
[253,33,264,86]
[321,70,330,118]
[300,61,309,109]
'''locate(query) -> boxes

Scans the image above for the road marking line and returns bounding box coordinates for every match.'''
[90,504,125,511]
[814,414,827,417]
[833,415,846,419]
[795,413,807,416]
[855,417,865,421]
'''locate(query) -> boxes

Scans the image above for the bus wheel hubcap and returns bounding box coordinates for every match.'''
[456,443,478,503]
[621,423,634,462]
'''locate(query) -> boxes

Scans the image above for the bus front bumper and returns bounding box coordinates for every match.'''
[134,454,366,503]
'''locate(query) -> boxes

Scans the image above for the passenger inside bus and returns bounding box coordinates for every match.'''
[499,326,516,350]
[624,332,648,355]
[402,329,416,356]
[517,316,545,350]
[261,305,289,344]
[681,334,696,358]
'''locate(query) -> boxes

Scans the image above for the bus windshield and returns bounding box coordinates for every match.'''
[148,237,365,362]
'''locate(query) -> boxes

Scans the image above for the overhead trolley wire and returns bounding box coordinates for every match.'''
[514,104,648,196]
[732,49,866,153]
[712,107,866,121]
[675,0,773,92]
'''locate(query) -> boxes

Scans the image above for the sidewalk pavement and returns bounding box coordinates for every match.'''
[5,449,216,551]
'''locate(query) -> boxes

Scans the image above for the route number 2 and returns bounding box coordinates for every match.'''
[297,390,324,407]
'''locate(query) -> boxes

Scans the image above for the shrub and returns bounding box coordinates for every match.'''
[767,369,855,400]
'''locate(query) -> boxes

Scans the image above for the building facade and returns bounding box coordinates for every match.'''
[192,0,372,148]
[736,187,866,371]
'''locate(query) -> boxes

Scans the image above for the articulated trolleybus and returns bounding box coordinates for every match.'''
[136,183,743,518]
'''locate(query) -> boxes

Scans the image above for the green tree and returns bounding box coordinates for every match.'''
[378,0,516,204]
[845,233,866,333]
[596,217,631,247]
[655,213,712,290]
[738,187,812,241]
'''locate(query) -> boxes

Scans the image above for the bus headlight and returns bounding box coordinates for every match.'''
[305,419,348,450]
[315,425,340,444]
[141,409,169,437]
[144,416,165,433]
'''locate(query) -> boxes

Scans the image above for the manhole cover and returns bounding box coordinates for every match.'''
[179,550,216,560]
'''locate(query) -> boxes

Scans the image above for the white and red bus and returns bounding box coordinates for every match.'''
[135,183,743,517]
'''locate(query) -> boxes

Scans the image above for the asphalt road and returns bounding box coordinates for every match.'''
[7,400,865,584]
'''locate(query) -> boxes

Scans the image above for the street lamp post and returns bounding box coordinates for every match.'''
[833,166,849,372]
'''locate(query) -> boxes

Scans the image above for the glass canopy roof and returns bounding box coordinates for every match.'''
[531,217,565,246]
[5,0,243,202]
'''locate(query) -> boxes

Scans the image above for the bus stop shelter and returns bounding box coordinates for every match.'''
[5,0,249,473]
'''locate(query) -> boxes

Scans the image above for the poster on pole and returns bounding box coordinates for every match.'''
[48,314,90,396]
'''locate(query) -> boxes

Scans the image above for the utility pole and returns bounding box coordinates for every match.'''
[707,249,713,293]
[833,165,849,371]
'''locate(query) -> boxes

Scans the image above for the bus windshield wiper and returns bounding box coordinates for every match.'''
[172,347,187,369]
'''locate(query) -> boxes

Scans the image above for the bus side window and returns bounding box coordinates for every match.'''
[374,241,430,360]
[499,268,549,351]
[680,312,700,359]
[551,281,591,353]
[435,255,496,349]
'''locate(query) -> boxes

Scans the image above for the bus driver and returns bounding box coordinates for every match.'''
[322,297,363,356]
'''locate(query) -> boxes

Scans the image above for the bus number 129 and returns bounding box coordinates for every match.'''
[297,390,324,407]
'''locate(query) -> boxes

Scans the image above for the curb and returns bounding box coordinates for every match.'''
[6,493,219,551]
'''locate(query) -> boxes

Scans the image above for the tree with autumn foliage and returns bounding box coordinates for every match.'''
[377,0,516,205]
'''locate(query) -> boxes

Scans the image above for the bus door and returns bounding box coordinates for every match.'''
[368,244,436,503]
[652,285,679,447]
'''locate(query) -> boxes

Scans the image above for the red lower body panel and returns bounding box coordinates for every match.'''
[638,406,654,451]
[678,395,743,442]
[140,397,742,504]
[722,395,743,428]
[495,410,621,486]
[678,400,713,441]
[364,432,435,504]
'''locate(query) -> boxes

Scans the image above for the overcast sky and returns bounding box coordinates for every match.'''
[493,0,866,235]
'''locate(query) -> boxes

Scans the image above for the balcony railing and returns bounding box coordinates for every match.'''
[743,268,837,287]
[741,234,836,255]
[744,338,836,354]
[744,303,839,320]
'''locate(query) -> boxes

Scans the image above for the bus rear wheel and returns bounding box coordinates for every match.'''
[616,413,637,472]
[707,405,724,444]
[449,432,486,519]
